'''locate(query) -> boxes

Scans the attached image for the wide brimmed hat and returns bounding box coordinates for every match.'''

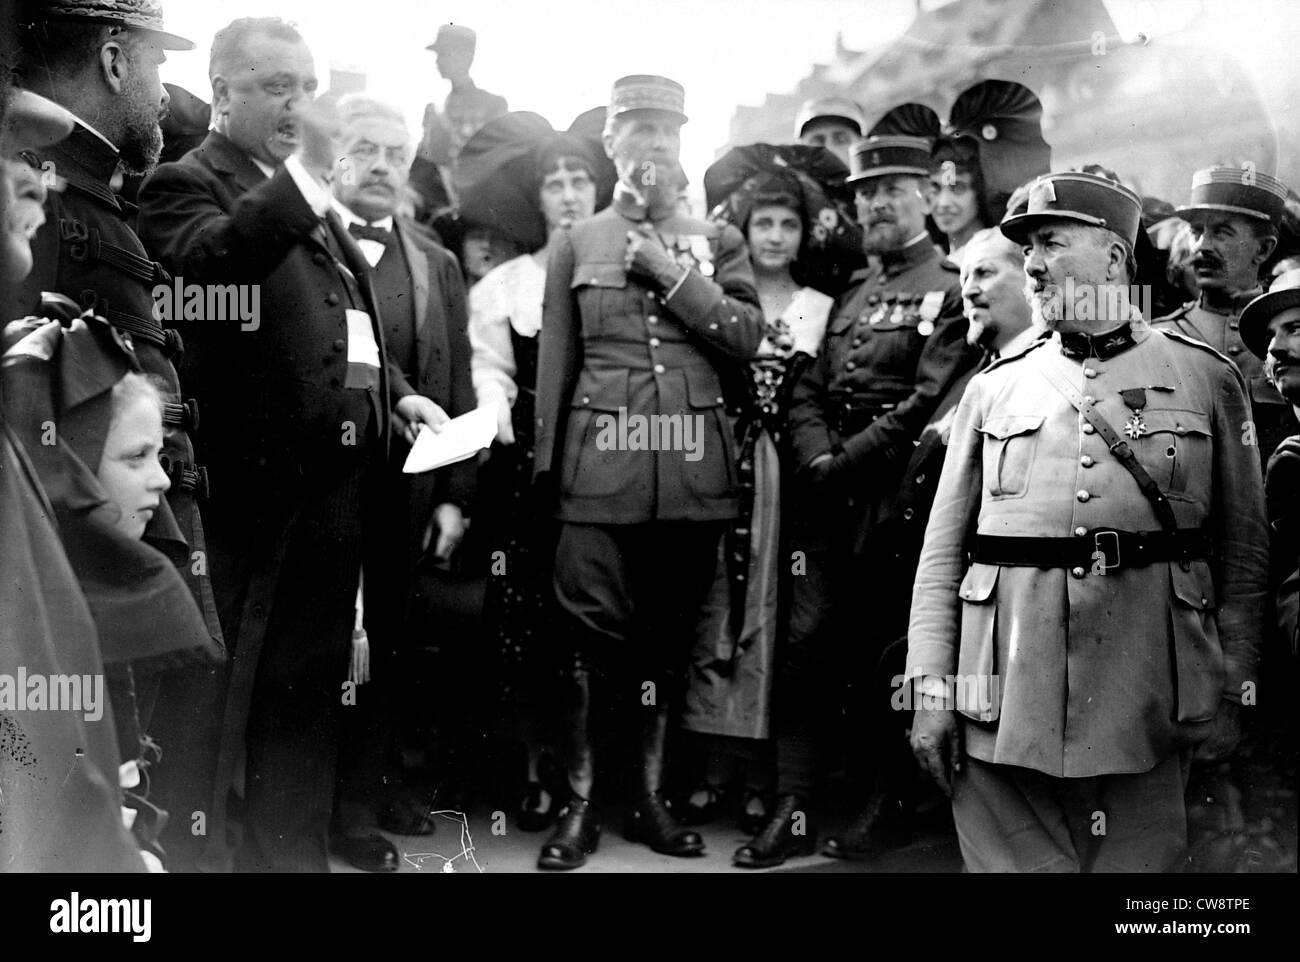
[1177,165,1289,227]
[705,143,866,296]
[454,110,609,251]
[1000,171,1142,248]
[608,74,687,125]
[28,0,194,50]
[1240,268,1300,359]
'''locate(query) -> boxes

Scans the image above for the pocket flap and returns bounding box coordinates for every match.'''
[1170,560,1216,610]
[571,368,630,411]
[958,562,1000,603]
[977,415,1044,441]
[685,375,726,409]
[572,262,627,289]
[1138,409,1212,437]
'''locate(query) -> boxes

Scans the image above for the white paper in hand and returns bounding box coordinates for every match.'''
[402,403,498,474]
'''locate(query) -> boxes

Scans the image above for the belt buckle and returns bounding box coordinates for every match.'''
[1092,529,1121,573]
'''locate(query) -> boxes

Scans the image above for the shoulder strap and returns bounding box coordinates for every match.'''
[1036,362,1180,533]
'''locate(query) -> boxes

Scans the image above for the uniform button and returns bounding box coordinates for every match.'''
[1228,321,1239,330]
[653,364,665,374]
[903,508,914,520]
[252,603,265,618]
[1080,455,1095,467]
[333,339,345,352]
[1074,526,1088,536]
[1071,567,1086,579]
[709,322,718,330]
[845,361,856,371]
[1083,367,1098,378]
[648,315,658,324]
[730,315,738,324]
[1076,489,1090,502]
[853,338,863,347]
[1201,596,1210,608]
[715,396,724,404]
[1083,395,1096,404]
[1082,423,1096,435]
[650,337,661,347]
[326,292,340,306]
[312,252,327,266]
[581,395,590,405]
[1228,345,1241,355]
[915,473,925,485]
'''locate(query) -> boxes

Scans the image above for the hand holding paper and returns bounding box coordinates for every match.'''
[402,403,498,474]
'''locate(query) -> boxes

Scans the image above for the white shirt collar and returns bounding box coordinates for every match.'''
[329,198,393,232]
[250,156,276,179]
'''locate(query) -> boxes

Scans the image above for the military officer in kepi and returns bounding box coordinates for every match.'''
[533,74,765,870]
[1154,165,1297,465]
[907,171,1270,872]
[736,132,975,868]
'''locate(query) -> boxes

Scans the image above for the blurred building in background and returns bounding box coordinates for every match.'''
[726,0,1295,205]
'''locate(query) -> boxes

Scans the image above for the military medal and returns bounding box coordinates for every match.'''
[917,319,935,337]
[917,291,943,337]
[1120,387,1148,439]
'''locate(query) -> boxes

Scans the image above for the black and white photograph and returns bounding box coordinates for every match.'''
[0,0,1296,932]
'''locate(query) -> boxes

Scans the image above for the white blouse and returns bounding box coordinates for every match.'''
[467,254,547,424]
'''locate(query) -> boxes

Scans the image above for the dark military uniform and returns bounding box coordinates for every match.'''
[780,232,973,797]
[3,124,223,846]
[1154,294,1298,466]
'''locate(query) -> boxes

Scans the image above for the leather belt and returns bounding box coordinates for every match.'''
[969,528,1212,572]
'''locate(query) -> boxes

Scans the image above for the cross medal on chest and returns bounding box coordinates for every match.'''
[1121,388,1148,439]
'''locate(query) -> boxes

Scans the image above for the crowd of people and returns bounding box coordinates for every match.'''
[1,0,1296,875]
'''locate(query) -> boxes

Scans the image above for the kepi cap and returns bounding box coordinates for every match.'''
[1177,165,1288,228]
[426,23,476,53]
[1239,268,1300,359]
[1000,171,1142,248]
[846,135,932,185]
[795,96,865,138]
[608,74,687,125]
[28,0,194,50]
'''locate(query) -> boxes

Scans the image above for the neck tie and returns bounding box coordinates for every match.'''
[348,222,391,244]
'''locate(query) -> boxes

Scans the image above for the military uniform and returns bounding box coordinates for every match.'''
[780,137,975,802]
[908,172,1269,872]
[1155,294,1298,465]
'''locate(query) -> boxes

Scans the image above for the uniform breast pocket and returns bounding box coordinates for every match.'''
[977,415,1044,499]
[1130,409,1212,495]
[572,262,629,335]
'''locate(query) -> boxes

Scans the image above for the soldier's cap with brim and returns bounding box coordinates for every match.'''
[1176,165,1289,228]
[1,88,76,154]
[795,96,865,138]
[29,0,194,50]
[1239,268,1300,359]
[425,23,476,52]
[1000,171,1142,248]
[607,75,687,125]
[846,135,932,186]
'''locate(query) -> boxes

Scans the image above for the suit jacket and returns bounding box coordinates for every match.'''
[534,190,765,524]
[907,325,1269,777]
[137,131,407,532]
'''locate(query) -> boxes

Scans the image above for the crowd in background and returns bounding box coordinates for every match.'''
[1,0,1297,874]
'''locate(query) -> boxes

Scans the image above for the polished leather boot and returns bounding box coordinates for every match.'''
[821,791,916,861]
[733,794,816,869]
[537,794,601,870]
[624,791,705,857]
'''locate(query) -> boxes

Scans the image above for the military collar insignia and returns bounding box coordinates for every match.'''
[1058,322,1141,361]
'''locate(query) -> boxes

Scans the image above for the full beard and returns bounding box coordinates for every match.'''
[1025,278,1065,330]
[116,74,165,178]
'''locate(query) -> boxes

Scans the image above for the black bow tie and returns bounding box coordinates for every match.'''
[348,222,391,244]
[1059,323,1138,361]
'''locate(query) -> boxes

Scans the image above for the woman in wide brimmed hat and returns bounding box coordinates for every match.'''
[457,109,613,832]
[679,143,858,843]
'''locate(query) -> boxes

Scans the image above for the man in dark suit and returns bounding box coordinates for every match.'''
[532,75,765,869]
[327,93,476,872]
[137,17,446,872]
